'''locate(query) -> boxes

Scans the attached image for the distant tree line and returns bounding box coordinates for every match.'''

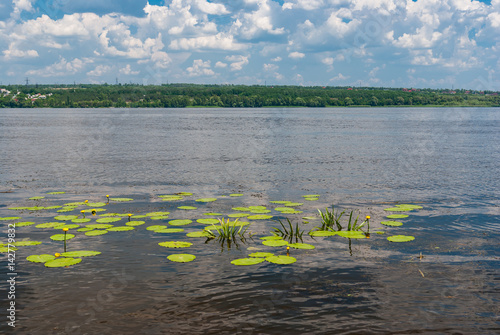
[1,84,499,108]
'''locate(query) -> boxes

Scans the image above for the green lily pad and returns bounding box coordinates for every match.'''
[109,198,133,202]
[387,235,415,242]
[44,206,63,210]
[232,207,251,212]
[384,207,413,212]
[309,231,337,237]
[304,197,319,201]
[96,217,122,223]
[107,226,135,232]
[71,218,91,223]
[203,212,223,216]
[0,217,21,221]
[169,219,192,226]
[50,234,75,241]
[0,246,16,252]
[262,240,288,247]
[247,215,273,220]
[77,227,94,232]
[266,255,296,264]
[61,251,101,257]
[336,231,366,239]
[302,216,318,220]
[288,243,315,250]
[160,196,183,201]
[14,221,36,227]
[158,241,192,248]
[13,241,42,246]
[86,223,113,229]
[57,208,75,213]
[196,218,220,224]
[249,252,274,258]
[397,204,423,210]
[64,202,86,206]
[47,191,65,195]
[167,254,196,263]
[284,202,303,207]
[147,225,168,231]
[177,192,193,196]
[260,236,283,240]
[381,221,403,227]
[156,228,185,233]
[86,202,107,207]
[36,222,61,228]
[274,207,295,212]
[302,194,320,198]
[231,258,265,266]
[126,221,146,226]
[249,206,267,210]
[250,209,272,214]
[55,224,80,230]
[386,214,409,219]
[8,207,31,210]
[146,211,171,216]
[269,200,291,204]
[195,198,217,202]
[54,215,78,221]
[280,210,303,214]
[178,206,197,210]
[27,254,56,263]
[228,213,250,218]
[229,194,244,197]
[82,208,106,213]
[186,231,213,238]
[85,230,108,236]
[45,257,82,268]
[29,196,45,200]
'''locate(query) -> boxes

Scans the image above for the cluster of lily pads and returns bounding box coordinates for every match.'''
[0,191,422,267]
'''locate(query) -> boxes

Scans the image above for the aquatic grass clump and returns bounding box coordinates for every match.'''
[316,205,370,233]
[272,218,305,242]
[206,218,249,241]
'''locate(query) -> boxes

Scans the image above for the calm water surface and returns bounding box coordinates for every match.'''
[0,107,499,334]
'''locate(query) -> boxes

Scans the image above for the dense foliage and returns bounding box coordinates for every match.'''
[1,84,499,108]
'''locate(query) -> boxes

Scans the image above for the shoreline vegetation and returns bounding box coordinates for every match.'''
[1,83,499,108]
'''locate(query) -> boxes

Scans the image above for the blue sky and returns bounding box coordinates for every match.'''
[1,0,499,89]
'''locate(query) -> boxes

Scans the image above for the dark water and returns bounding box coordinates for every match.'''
[0,107,499,334]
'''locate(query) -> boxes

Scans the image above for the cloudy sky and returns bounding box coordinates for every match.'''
[1,0,499,89]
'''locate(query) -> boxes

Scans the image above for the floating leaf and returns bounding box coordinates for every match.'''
[14,221,36,227]
[27,254,55,263]
[262,240,288,247]
[195,198,217,202]
[387,235,415,242]
[285,202,303,207]
[397,204,423,210]
[55,224,80,230]
[231,258,265,266]
[304,197,319,201]
[149,216,169,220]
[269,200,291,204]
[71,218,91,223]
[86,223,113,229]
[186,231,212,238]
[61,251,101,257]
[249,252,274,258]
[0,246,16,252]
[108,226,135,232]
[250,209,272,214]
[336,231,366,239]
[309,231,337,237]
[384,207,413,212]
[8,207,31,210]
[288,243,315,250]
[247,215,273,220]
[131,214,147,219]
[85,230,108,236]
[178,206,197,210]
[386,214,409,219]
[381,221,403,227]
[77,227,94,232]
[228,213,249,218]
[266,255,296,265]
[260,236,283,240]
[156,228,185,233]
[126,221,146,226]
[274,207,294,212]
[302,216,318,220]
[82,208,106,213]
[50,234,75,241]
[169,219,192,226]
[229,194,244,197]
[0,217,21,221]
[44,206,63,210]
[147,225,168,231]
[96,217,122,223]
[302,194,320,198]
[232,207,251,212]
[54,215,78,221]
[29,196,45,200]
[146,211,171,216]
[86,202,107,207]
[64,202,86,206]
[177,192,193,196]
[13,241,42,246]
[47,191,65,195]
[109,198,133,202]
[196,218,219,224]
[168,254,196,263]
[158,241,192,248]
[36,222,60,228]
[160,196,183,201]
[45,257,82,268]
[203,212,223,216]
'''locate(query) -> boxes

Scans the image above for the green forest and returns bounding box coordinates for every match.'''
[1,84,499,108]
